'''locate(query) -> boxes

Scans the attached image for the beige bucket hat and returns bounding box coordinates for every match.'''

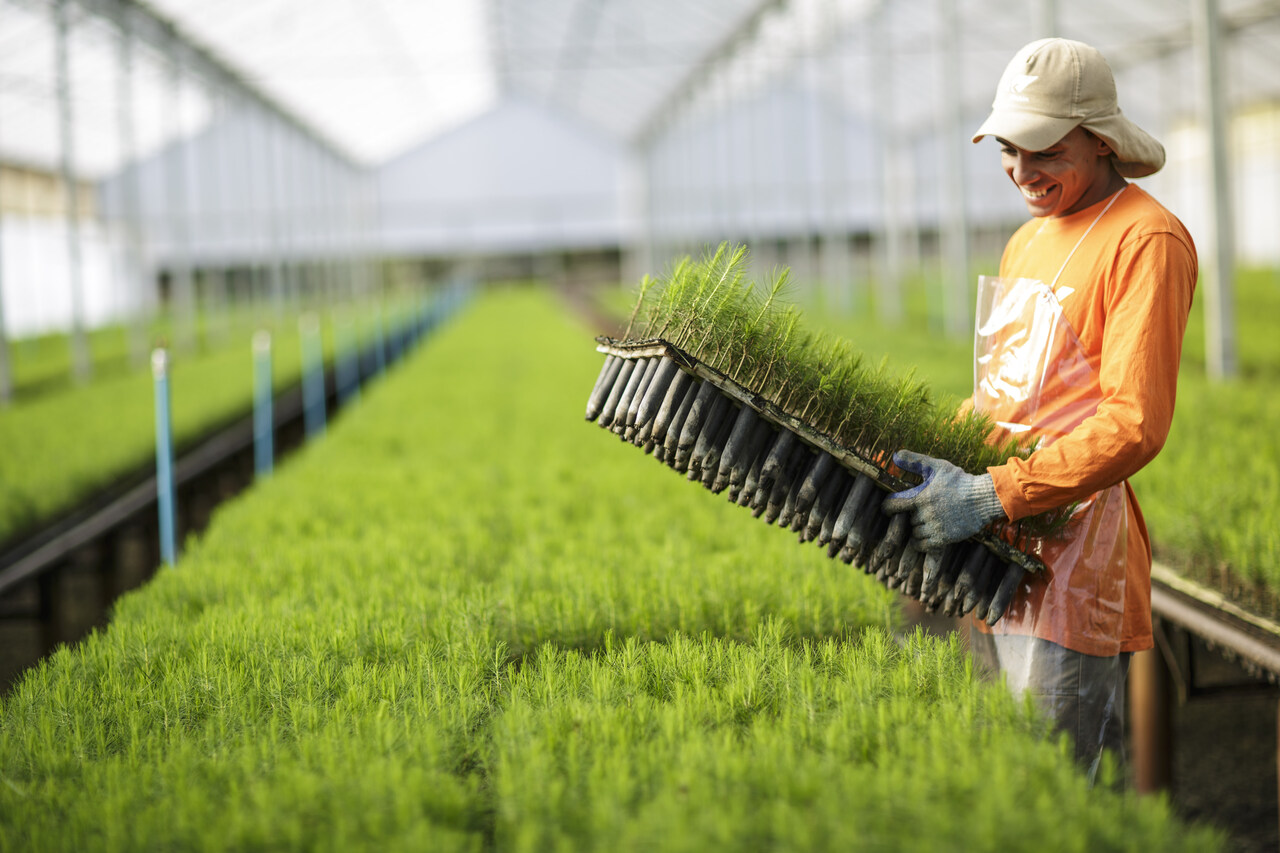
[972,38,1165,178]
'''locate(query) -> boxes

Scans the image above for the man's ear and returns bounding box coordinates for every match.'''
[1088,130,1114,158]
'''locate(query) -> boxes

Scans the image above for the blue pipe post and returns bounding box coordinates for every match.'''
[335,316,360,407]
[300,313,326,438]
[152,348,177,567]
[373,305,387,376]
[253,330,273,477]
[388,304,402,365]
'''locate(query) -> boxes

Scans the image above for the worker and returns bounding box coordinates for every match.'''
[882,37,1197,780]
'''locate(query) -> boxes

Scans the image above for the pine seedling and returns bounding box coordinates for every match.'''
[620,244,1025,476]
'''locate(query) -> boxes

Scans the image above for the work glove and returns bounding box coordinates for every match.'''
[882,449,1006,552]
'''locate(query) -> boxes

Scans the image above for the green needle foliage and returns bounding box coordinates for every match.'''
[0,287,1219,851]
[626,244,1022,475]
[0,301,406,547]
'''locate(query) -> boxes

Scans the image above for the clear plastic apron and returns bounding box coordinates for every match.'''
[969,190,1133,778]
[972,272,1127,651]
[975,187,1133,641]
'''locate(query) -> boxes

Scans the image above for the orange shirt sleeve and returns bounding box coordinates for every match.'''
[989,231,1196,520]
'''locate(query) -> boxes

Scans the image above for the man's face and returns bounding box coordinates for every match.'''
[998,126,1118,218]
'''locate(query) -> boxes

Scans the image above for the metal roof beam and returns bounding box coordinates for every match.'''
[553,0,607,110]
[631,0,783,147]
[9,0,360,166]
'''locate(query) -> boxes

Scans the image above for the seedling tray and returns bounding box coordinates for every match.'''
[587,336,1046,626]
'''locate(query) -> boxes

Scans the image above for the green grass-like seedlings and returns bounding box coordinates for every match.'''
[0,300,417,547]
[0,287,1220,850]
[625,244,1022,476]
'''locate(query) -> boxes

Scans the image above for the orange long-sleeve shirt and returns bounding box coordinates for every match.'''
[983,184,1196,655]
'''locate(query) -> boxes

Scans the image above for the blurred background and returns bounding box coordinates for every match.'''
[2,0,1275,396]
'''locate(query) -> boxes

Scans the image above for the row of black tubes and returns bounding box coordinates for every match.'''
[585,351,1030,626]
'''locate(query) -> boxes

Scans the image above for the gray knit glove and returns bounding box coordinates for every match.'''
[882,450,1006,551]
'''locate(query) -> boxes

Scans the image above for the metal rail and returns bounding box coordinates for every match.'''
[1132,562,1280,813]
[1149,563,1280,683]
[0,386,303,600]
[1,296,462,690]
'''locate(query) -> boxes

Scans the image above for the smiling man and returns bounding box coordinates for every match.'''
[883,38,1197,779]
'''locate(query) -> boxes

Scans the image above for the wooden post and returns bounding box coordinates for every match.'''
[1130,645,1173,793]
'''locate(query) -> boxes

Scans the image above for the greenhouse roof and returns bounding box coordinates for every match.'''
[2,0,1280,178]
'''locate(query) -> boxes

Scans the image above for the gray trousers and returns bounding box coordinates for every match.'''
[969,628,1131,783]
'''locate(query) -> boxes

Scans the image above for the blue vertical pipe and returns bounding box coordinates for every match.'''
[152,348,177,566]
[336,317,360,406]
[373,305,387,375]
[300,313,326,438]
[253,330,273,477]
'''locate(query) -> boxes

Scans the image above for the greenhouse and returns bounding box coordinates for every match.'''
[1,0,1278,849]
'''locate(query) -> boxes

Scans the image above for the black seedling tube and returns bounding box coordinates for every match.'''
[780,454,812,529]
[868,512,910,576]
[792,452,836,523]
[688,393,732,480]
[586,355,621,421]
[882,542,908,588]
[730,417,775,494]
[635,358,679,429]
[900,545,927,598]
[931,547,965,608]
[624,357,661,440]
[973,561,998,622]
[663,380,699,467]
[828,474,874,556]
[612,357,650,436]
[947,546,989,615]
[805,469,847,543]
[851,501,891,567]
[920,542,962,601]
[674,382,720,472]
[985,562,1027,626]
[816,474,852,546]
[942,580,962,617]
[893,536,918,582]
[861,513,893,568]
[650,370,693,445]
[737,438,769,507]
[931,550,962,612]
[841,487,887,565]
[961,550,999,617]
[596,358,635,429]
[753,429,797,510]
[714,406,761,493]
[700,409,738,491]
[636,416,656,447]
[766,444,811,525]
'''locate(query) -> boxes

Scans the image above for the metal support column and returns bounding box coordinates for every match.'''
[204,80,230,346]
[264,108,287,314]
[114,0,149,369]
[1130,644,1174,793]
[165,33,196,352]
[54,0,92,383]
[936,0,971,338]
[1032,0,1059,38]
[872,4,904,323]
[0,164,11,406]
[819,15,852,314]
[622,146,653,286]
[1193,0,1237,380]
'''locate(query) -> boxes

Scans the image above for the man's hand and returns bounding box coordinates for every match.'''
[882,450,1006,551]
